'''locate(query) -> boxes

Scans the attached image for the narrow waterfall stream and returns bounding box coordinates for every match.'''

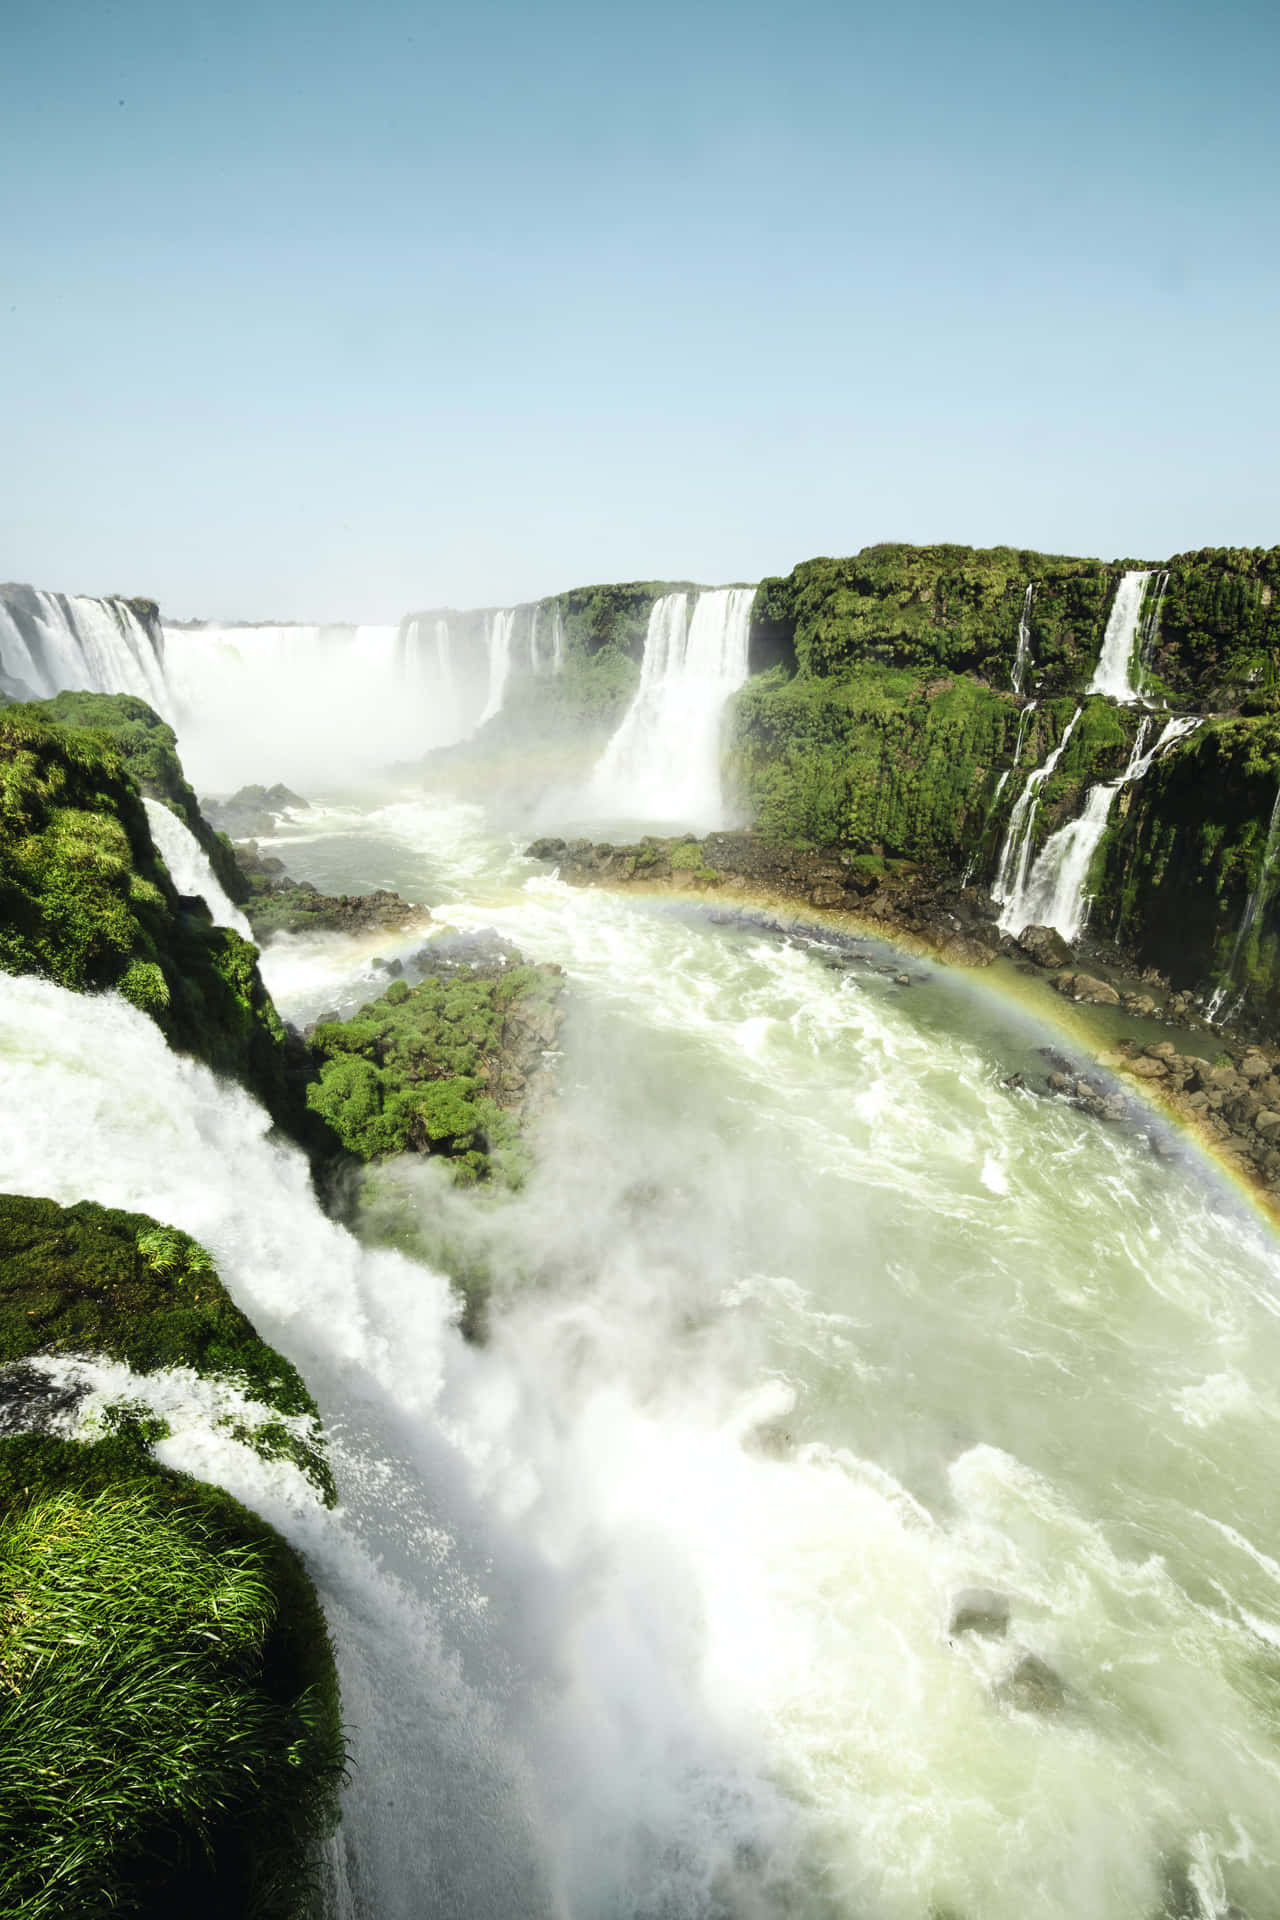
[1208,784,1280,1023]
[1010,585,1035,695]
[478,609,516,726]
[7,785,1280,1920]
[991,708,1081,928]
[141,797,253,936]
[1000,716,1203,942]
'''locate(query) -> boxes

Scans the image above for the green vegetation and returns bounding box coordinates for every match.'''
[1095,714,1280,1015]
[0,707,315,1139]
[307,961,561,1183]
[18,692,247,905]
[0,1436,342,1920]
[749,544,1114,689]
[1141,548,1280,707]
[0,1194,331,1497]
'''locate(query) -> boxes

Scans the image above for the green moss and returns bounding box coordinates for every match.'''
[0,1194,331,1499]
[19,692,249,905]
[749,544,1114,690]
[0,1437,343,1920]
[306,962,557,1183]
[0,708,322,1145]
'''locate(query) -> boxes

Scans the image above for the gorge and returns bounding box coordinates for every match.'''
[3,543,1280,1919]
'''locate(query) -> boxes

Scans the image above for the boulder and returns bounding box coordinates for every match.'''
[1016,924,1074,970]
[1055,972,1121,1006]
[998,1653,1067,1715]
[809,883,845,908]
[526,837,567,861]
[950,1588,1010,1639]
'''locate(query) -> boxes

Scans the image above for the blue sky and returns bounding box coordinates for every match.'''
[4,0,1277,619]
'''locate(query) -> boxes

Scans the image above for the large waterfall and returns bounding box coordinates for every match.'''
[0,585,170,711]
[160,621,471,792]
[991,708,1081,926]
[587,587,756,827]
[1088,571,1155,703]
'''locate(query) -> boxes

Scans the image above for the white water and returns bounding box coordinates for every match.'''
[1002,717,1203,942]
[0,587,170,710]
[992,709,1081,926]
[1088,572,1153,704]
[477,609,515,727]
[7,803,1280,1918]
[141,797,253,937]
[159,621,475,792]
[1208,783,1280,1023]
[552,607,564,674]
[588,587,756,828]
[1011,585,1035,695]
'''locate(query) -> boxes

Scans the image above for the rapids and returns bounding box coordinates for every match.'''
[4,789,1280,1919]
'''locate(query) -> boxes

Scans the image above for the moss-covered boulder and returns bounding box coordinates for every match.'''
[0,1194,330,1498]
[306,941,563,1184]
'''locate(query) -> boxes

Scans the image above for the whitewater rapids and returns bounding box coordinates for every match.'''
[3,791,1280,1919]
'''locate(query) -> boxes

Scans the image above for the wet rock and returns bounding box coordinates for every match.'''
[950,1588,1010,1639]
[1016,924,1074,970]
[525,836,567,861]
[1254,1110,1280,1136]
[0,1361,86,1437]
[998,1653,1067,1715]
[1241,1051,1271,1081]
[809,883,845,908]
[1127,1056,1168,1079]
[1056,972,1121,1007]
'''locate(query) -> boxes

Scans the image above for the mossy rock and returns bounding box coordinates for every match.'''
[306,957,561,1184]
[0,707,322,1145]
[0,1194,331,1498]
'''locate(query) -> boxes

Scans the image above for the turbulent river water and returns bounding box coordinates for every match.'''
[4,787,1280,1920]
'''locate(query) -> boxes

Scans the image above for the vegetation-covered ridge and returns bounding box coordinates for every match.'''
[0,703,320,1140]
[306,933,564,1184]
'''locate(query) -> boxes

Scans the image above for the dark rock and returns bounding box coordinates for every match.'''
[1016,924,1074,970]
[998,1653,1067,1715]
[950,1588,1010,1639]
[525,837,568,861]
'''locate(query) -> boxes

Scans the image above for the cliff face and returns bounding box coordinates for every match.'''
[725,543,1280,1027]
[0,701,312,1139]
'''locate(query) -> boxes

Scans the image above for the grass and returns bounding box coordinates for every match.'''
[0,1437,344,1919]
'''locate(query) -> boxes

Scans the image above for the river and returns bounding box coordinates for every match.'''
[2,784,1279,1920]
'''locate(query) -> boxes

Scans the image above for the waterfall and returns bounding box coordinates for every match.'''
[1088,571,1153,703]
[551,607,564,674]
[1135,568,1170,691]
[162,621,470,791]
[1011,586,1035,695]
[999,715,1202,941]
[141,798,252,938]
[477,609,515,727]
[587,586,756,828]
[991,708,1081,922]
[1207,781,1280,1022]
[0,586,170,712]
[528,605,541,675]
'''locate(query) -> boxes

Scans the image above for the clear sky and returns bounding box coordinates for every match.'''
[4,0,1277,620]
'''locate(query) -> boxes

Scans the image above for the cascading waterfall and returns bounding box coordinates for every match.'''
[1010,585,1035,695]
[141,797,252,937]
[962,704,1038,886]
[999,716,1202,941]
[1088,571,1154,703]
[1207,782,1280,1022]
[551,607,564,674]
[0,585,170,711]
[587,586,756,827]
[991,708,1081,923]
[528,605,541,675]
[477,609,515,727]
